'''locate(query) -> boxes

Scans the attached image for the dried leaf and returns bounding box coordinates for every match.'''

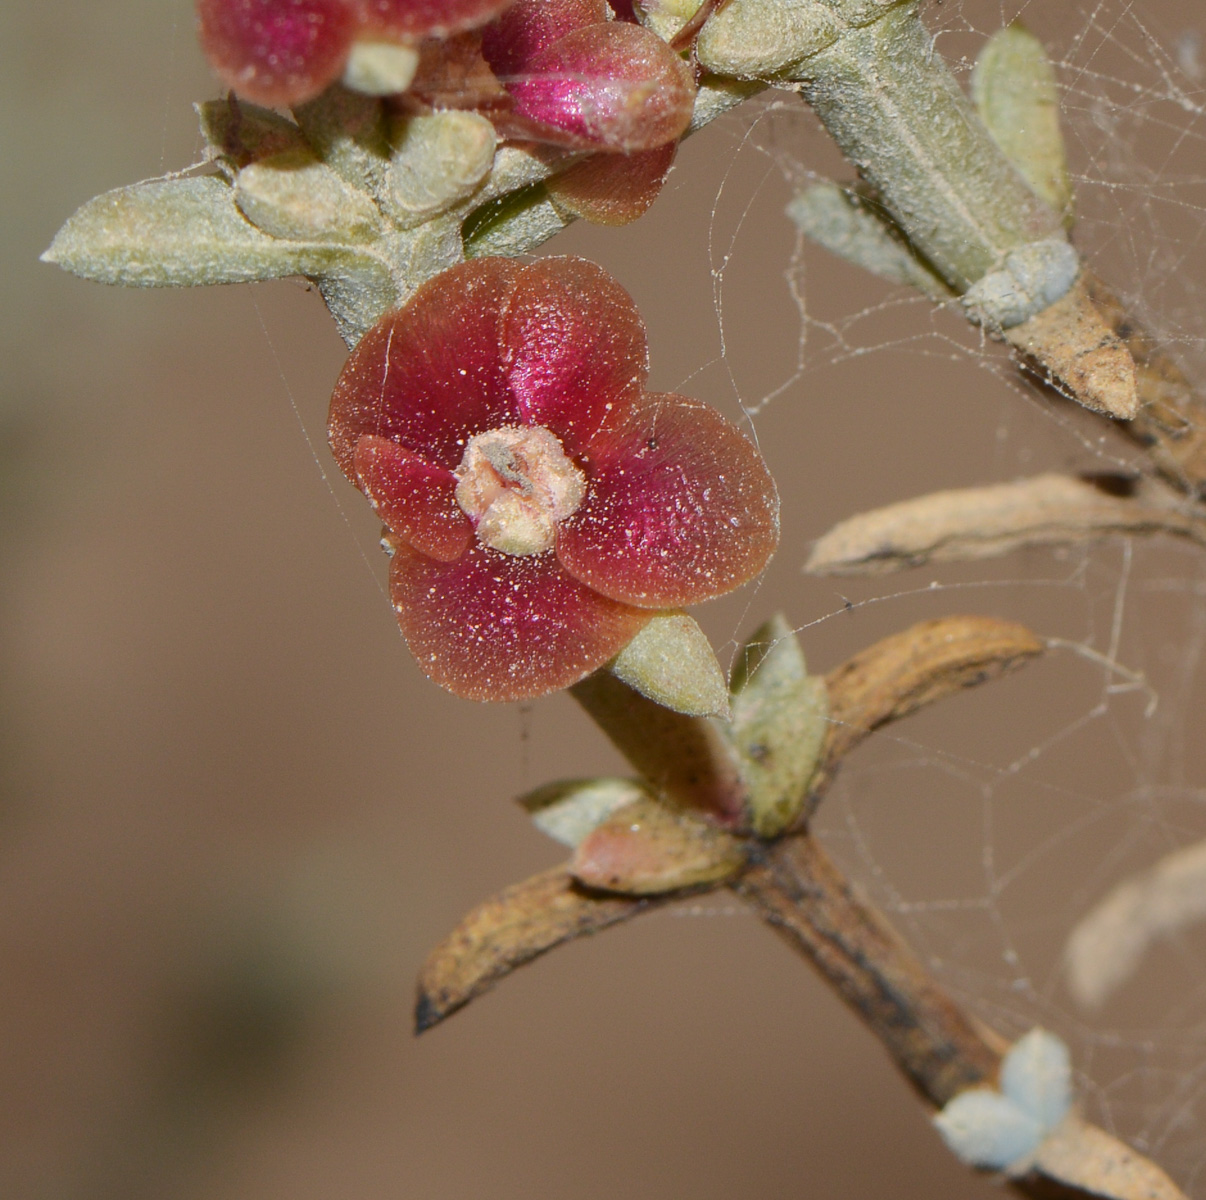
[1065,837,1206,1008]
[414,867,665,1032]
[728,614,829,837]
[1029,1116,1188,1200]
[813,616,1044,801]
[806,473,1205,576]
[610,611,730,719]
[42,175,386,290]
[519,777,651,847]
[1082,272,1206,497]
[571,796,746,894]
[1005,273,1138,419]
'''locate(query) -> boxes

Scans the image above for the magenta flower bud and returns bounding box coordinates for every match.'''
[196,0,517,106]
[482,5,696,153]
[480,0,608,77]
[328,257,779,702]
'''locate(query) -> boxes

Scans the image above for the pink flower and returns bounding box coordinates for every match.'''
[481,0,695,153]
[196,0,516,106]
[327,257,779,702]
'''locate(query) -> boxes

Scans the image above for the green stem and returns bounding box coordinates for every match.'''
[793,3,1062,292]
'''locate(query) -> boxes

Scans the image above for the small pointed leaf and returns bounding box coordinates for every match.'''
[518,777,652,847]
[43,175,385,289]
[934,1088,1044,1171]
[236,150,385,243]
[1001,1029,1072,1130]
[973,23,1073,221]
[610,611,730,718]
[728,614,829,837]
[787,183,952,300]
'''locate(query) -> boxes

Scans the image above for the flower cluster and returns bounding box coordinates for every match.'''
[328,256,779,702]
[197,0,695,148]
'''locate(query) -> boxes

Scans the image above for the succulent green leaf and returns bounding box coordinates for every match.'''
[387,112,497,225]
[728,614,829,837]
[696,0,842,79]
[518,778,653,848]
[972,22,1073,221]
[787,182,952,299]
[42,175,385,289]
[235,150,385,243]
[610,612,730,719]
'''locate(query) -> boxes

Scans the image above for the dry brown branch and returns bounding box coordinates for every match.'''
[413,615,1186,1196]
[417,617,1042,1029]
[805,473,1206,576]
[739,838,1188,1200]
[738,835,1006,1104]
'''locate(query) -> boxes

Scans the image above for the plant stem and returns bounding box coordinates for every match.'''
[792,3,1063,293]
[737,834,1004,1106]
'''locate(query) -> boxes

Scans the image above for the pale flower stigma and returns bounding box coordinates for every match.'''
[454,424,587,556]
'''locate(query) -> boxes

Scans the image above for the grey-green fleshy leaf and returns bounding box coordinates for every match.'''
[236,150,385,243]
[611,612,730,719]
[518,778,652,847]
[42,174,386,289]
[972,22,1072,222]
[696,0,842,79]
[787,182,953,300]
[387,112,497,226]
[728,614,829,837]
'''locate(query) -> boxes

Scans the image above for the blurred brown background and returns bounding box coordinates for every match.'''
[6,2,1206,1197]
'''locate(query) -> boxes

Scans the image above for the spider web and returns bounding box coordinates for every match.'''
[602,0,1206,1191]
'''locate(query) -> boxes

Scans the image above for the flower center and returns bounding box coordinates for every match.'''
[454,425,587,556]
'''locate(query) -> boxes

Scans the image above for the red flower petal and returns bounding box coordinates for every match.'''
[328,258,524,476]
[547,143,676,225]
[503,257,648,454]
[507,23,695,152]
[481,0,608,78]
[353,435,471,562]
[197,0,357,107]
[355,0,517,39]
[556,393,779,608]
[388,542,651,701]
